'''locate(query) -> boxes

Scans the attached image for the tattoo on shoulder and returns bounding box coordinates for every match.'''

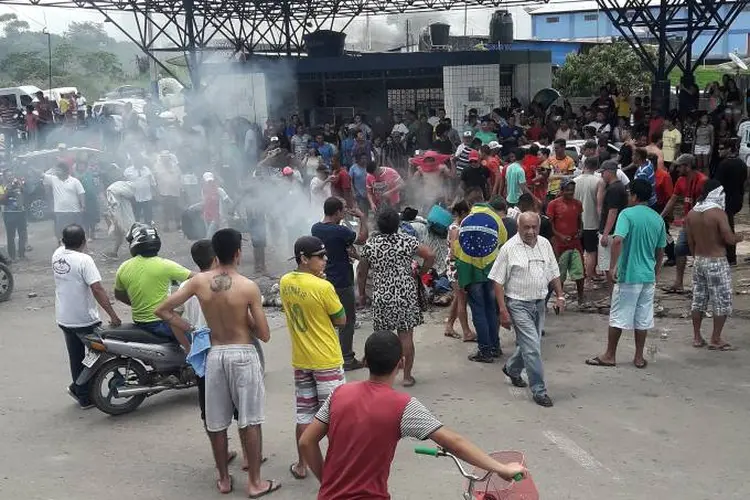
[210,272,233,292]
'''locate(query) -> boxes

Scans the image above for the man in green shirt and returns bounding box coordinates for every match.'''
[474,119,498,145]
[114,224,194,349]
[505,149,530,205]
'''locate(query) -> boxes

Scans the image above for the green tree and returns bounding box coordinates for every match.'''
[65,21,110,48]
[53,41,77,72]
[77,50,123,79]
[0,13,29,39]
[553,40,654,96]
[0,51,47,83]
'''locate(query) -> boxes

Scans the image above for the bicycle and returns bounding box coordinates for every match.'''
[415,446,537,500]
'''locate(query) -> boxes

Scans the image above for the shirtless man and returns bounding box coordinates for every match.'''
[684,180,742,351]
[155,228,281,498]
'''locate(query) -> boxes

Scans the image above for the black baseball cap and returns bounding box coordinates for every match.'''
[293,235,327,261]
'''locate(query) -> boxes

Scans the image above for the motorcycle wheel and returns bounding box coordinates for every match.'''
[28,199,48,222]
[90,358,148,416]
[0,263,13,302]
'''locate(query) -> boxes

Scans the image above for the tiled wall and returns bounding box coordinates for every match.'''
[443,64,502,126]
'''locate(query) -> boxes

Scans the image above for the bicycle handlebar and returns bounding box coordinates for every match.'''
[414,446,524,483]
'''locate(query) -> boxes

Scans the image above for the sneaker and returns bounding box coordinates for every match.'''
[343,358,365,371]
[468,351,495,363]
[490,348,503,358]
[533,394,554,407]
[66,386,94,409]
[502,365,528,388]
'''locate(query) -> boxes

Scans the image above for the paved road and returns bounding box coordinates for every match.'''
[2,221,750,499]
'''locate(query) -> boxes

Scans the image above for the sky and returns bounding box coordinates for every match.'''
[0,2,541,45]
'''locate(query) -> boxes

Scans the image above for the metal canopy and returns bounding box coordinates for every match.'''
[0,0,548,87]
[595,0,750,112]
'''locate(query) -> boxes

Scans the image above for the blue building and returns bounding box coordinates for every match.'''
[530,0,750,58]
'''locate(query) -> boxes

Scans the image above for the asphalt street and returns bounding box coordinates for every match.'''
[2,222,750,499]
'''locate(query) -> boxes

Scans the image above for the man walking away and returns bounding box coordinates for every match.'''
[280,236,347,481]
[547,180,586,307]
[44,162,85,240]
[311,197,369,371]
[455,194,508,363]
[586,179,666,369]
[713,142,747,265]
[123,161,156,223]
[685,181,741,351]
[490,212,564,407]
[574,157,602,283]
[54,225,121,409]
[299,331,526,498]
[155,228,278,498]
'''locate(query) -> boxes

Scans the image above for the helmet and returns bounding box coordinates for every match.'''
[126,223,161,257]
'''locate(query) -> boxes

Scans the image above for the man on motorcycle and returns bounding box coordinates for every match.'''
[114,224,193,350]
[54,224,121,409]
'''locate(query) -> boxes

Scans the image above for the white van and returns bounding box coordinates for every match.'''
[0,85,42,110]
[44,86,79,106]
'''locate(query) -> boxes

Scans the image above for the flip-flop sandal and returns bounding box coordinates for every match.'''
[661,286,687,295]
[585,356,616,367]
[217,475,233,494]
[693,339,707,348]
[402,377,417,387]
[633,360,648,369]
[443,331,461,339]
[289,463,306,480]
[708,343,736,351]
[462,335,477,343]
[248,479,282,498]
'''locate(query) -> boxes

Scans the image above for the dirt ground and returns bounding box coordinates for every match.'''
[2,217,750,499]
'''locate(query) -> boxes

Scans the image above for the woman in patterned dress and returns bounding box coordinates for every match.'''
[357,207,435,387]
[444,200,476,341]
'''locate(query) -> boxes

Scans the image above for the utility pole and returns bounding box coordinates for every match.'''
[42,28,52,91]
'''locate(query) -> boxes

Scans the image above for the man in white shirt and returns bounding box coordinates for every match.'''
[153,151,182,232]
[586,111,612,136]
[123,162,156,223]
[53,224,121,409]
[489,212,565,408]
[43,162,86,240]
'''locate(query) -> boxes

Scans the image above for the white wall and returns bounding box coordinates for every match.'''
[443,64,501,126]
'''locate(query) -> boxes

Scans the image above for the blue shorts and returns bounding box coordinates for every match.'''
[675,229,690,258]
[135,320,174,339]
[609,283,655,331]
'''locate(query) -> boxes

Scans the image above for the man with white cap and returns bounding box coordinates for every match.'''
[201,172,231,238]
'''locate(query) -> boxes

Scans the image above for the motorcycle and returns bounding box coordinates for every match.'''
[0,249,13,302]
[78,324,197,415]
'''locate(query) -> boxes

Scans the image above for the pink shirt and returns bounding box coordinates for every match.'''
[366,167,402,207]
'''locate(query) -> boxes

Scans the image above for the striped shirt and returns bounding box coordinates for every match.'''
[454,144,474,175]
[488,233,560,301]
[317,394,442,439]
[635,161,657,207]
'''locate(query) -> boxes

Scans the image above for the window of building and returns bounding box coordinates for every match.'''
[546,16,560,23]
[584,13,598,21]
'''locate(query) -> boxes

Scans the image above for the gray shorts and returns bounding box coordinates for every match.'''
[54,212,84,239]
[205,345,265,432]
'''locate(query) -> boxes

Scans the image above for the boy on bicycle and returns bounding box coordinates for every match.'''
[299,330,527,499]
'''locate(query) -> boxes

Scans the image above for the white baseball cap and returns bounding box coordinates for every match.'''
[488,141,501,150]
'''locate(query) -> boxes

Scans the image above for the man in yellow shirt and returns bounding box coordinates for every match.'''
[662,117,682,169]
[547,138,576,199]
[279,235,347,481]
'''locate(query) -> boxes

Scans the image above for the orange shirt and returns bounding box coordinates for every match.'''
[482,156,501,189]
[654,167,673,208]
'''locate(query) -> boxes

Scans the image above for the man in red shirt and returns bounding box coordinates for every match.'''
[366,163,404,212]
[299,331,526,499]
[660,154,707,293]
[650,152,675,265]
[521,144,541,185]
[546,179,586,306]
[330,159,353,207]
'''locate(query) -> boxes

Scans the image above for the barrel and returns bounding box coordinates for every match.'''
[304,30,346,57]
[489,10,514,44]
[429,22,450,46]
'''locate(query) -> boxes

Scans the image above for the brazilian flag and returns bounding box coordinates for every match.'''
[453,203,507,288]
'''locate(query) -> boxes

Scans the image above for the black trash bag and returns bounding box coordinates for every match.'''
[181,203,205,241]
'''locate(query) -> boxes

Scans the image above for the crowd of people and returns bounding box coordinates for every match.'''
[5,77,749,498]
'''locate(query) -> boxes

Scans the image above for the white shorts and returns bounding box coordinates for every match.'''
[609,283,655,331]
[694,145,711,156]
[597,234,612,272]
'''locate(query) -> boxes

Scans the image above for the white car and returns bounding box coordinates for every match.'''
[91,98,148,132]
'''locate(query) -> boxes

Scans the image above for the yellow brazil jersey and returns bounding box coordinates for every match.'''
[279,271,345,370]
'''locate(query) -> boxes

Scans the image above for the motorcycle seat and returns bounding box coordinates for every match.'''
[100,325,175,344]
